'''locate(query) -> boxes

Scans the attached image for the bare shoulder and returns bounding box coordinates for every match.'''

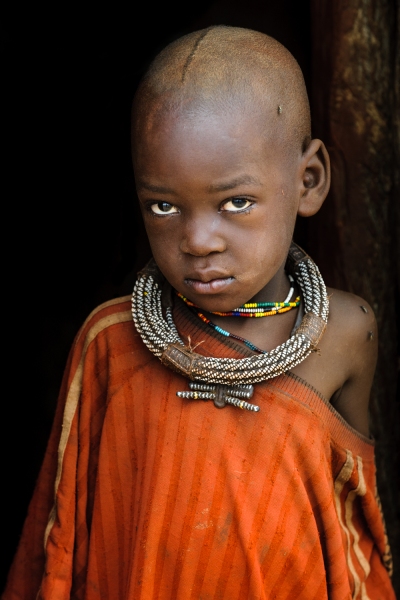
[323,287,378,437]
[327,287,377,347]
[292,287,377,437]
[326,287,377,364]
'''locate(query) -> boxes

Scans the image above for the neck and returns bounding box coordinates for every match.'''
[198,267,301,352]
[245,265,291,306]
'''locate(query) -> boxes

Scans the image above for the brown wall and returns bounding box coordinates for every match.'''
[309,0,400,590]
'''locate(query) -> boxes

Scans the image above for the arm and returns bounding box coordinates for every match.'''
[329,293,378,438]
[3,348,76,599]
[291,288,378,438]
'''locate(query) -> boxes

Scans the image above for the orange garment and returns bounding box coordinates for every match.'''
[4,297,394,599]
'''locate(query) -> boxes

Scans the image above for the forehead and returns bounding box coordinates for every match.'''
[133,101,288,185]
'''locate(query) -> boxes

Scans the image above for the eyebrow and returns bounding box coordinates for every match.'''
[208,175,262,192]
[137,174,262,195]
[137,182,175,194]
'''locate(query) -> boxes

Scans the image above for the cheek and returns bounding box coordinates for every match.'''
[144,220,184,278]
[248,203,295,248]
[144,218,175,251]
[235,205,295,277]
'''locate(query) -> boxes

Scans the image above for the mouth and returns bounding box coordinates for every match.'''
[184,275,235,295]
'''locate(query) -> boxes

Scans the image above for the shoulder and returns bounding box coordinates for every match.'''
[81,295,132,328]
[327,288,377,334]
[70,295,143,364]
[51,296,139,414]
[292,287,377,437]
[64,295,154,389]
[76,296,133,345]
[325,288,377,367]
[323,288,378,437]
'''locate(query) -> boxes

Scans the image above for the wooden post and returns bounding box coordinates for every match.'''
[309,0,400,589]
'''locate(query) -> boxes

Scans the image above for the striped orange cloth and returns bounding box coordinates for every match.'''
[4,297,395,599]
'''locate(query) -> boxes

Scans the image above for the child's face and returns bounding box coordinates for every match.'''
[134,106,302,312]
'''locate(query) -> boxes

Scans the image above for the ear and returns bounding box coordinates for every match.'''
[297,139,330,217]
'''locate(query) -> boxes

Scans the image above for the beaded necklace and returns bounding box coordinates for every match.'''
[131,242,329,412]
[176,274,300,318]
[196,311,267,353]
[177,274,301,353]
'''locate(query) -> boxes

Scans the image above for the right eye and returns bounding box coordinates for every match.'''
[150,202,179,215]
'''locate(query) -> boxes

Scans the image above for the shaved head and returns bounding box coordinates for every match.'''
[132,26,311,159]
[132,26,330,314]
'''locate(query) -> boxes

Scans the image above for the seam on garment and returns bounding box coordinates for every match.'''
[334,451,361,599]
[74,296,131,339]
[43,310,133,551]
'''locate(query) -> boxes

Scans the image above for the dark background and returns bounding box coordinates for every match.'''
[2,0,399,593]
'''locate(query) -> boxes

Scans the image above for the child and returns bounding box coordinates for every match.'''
[4,26,395,599]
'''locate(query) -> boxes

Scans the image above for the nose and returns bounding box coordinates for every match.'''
[179,215,226,257]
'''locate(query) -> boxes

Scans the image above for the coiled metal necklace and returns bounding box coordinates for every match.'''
[131,242,329,412]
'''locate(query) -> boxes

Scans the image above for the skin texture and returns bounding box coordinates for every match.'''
[132,27,377,438]
[133,27,311,165]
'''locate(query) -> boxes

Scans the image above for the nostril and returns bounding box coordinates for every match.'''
[180,233,226,256]
[179,220,226,256]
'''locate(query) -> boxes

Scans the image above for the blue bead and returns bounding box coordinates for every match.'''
[216,326,229,336]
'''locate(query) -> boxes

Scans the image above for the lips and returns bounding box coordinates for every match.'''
[184,272,235,294]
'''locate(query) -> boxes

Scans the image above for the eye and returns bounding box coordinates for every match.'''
[150,202,179,215]
[221,197,253,212]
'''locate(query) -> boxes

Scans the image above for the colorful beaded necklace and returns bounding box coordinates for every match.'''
[176,274,301,353]
[196,312,268,353]
[176,274,300,318]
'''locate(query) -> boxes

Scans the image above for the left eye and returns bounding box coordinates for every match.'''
[221,197,253,212]
[150,202,179,215]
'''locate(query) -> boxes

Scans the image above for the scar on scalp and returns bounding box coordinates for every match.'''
[181,29,211,83]
[360,305,368,313]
